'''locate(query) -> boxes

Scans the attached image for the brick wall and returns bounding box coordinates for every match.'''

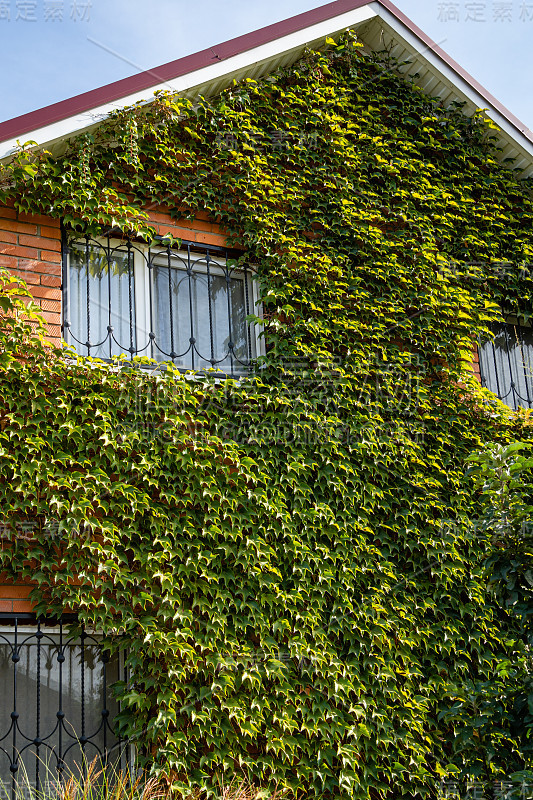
[0,200,62,344]
[0,579,34,613]
[148,206,229,249]
[0,202,229,613]
[0,202,491,613]
[472,343,481,383]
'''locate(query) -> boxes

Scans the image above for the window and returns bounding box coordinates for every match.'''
[62,233,262,377]
[0,615,127,796]
[478,316,533,410]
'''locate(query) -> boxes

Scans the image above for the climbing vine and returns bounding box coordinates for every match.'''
[2,32,533,798]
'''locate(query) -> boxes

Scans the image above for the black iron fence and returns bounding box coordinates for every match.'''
[62,231,257,377]
[0,614,127,799]
[478,318,533,410]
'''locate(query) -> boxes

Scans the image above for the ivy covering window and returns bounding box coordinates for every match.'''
[0,617,125,795]
[63,235,259,376]
[478,317,533,410]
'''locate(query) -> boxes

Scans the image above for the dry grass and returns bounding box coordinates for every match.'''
[1,758,288,800]
[0,758,165,800]
[57,759,164,800]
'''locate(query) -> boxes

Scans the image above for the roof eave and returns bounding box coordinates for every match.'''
[0,0,378,160]
[1,0,533,176]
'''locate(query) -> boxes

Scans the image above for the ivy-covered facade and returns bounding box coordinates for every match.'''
[1,3,533,797]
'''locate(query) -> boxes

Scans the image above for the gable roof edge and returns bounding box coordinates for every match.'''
[0,0,377,159]
[0,0,532,176]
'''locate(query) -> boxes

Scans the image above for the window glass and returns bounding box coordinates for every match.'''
[151,251,249,372]
[478,319,533,410]
[68,242,136,360]
[0,625,122,795]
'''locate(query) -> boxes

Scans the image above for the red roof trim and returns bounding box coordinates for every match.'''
[0,0,373,144]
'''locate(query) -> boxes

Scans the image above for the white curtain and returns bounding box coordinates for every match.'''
[152,254,248,372]
[0,630,120,793]
[68,244,136,359]
[478,322,533,409]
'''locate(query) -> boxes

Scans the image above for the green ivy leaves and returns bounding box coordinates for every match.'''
[2,32,533,799]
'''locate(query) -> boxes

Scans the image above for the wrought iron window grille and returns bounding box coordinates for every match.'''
[478,315,533,410]
[61,229,263,378]
[0,614,129,800]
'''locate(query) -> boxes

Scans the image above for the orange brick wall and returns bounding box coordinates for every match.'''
[0,200,62,344]
[472,343,481,383]
[0,204,491,615]
[148,206,229,249]
[0,580,34,613]
[0,203,230,613]
[0,202,62,610]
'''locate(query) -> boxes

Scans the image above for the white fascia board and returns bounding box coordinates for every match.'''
[0,5,377,160]
[375,4,533,162]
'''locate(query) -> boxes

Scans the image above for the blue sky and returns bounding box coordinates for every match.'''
[1,0,532,131]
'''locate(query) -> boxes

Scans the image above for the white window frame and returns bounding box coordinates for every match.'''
[64,236,265,374]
